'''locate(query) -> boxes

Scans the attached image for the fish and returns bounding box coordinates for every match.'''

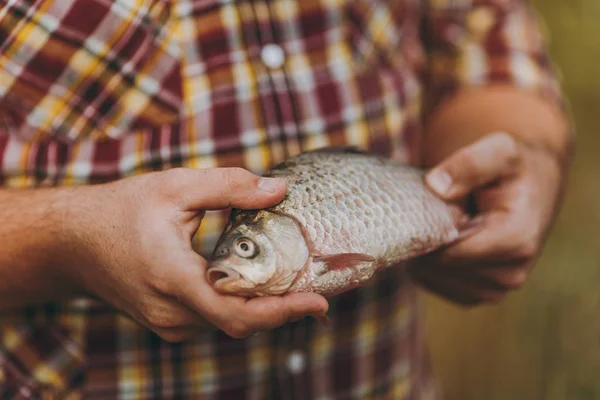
[206,147,468,298]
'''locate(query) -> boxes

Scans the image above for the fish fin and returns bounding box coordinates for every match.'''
[314,253,376,271]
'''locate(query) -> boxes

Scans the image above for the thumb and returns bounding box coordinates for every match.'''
[424,132,522,200]
[164,167,287,211]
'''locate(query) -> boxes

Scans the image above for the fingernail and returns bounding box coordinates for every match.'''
[426,170,452,195]
[258,177,282,193]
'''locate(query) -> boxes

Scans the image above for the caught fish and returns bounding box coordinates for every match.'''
[207,147,468,298]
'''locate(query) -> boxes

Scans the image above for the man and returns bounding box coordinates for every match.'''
[0,0,572,398]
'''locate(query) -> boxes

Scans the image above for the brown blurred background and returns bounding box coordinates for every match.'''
[424,1,600,399]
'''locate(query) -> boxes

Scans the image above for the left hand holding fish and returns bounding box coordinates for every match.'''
[409,132,567,306]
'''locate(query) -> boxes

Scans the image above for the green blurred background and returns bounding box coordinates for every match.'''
[424,1,600,399]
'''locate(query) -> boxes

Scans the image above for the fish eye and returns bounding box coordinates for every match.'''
[234,237,257,258]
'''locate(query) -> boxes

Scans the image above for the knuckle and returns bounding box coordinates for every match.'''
[500,270,529,290]
[164,167,187,177]
[450,151,478,180]
[224,320,251,339]
[490,132,522,168]
[145,309,180,330]
[494,132,519,153]
[486,291,508,303]
[222,167,251,191]
[506,146,522,168]
[194,167,212,183]
[159,167,186,185]
[456,291,507,308]
[491,131,516,146]
[476,296,505,308]
[147,273,176,296]
[153,168,188,201]
[456,298,483,309]
[513,239,539,261]
[156,329,188,343]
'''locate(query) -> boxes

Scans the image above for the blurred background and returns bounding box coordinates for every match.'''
[424,0,600,399]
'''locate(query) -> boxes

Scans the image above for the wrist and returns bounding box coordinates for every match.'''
[44,186,89,287]
[45,184,111,298]
[0,186,94,309]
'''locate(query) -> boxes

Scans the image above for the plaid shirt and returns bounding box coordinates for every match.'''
[0,0,562,398]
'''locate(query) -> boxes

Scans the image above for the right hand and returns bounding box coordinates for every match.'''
[60,167,328,342]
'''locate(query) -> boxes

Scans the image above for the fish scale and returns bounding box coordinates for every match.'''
[266,150,461,266]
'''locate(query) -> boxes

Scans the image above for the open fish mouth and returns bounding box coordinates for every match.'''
[206,266,264,296]
[207,266,244,290]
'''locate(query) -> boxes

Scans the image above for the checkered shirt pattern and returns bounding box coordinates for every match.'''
[0,0,563,399]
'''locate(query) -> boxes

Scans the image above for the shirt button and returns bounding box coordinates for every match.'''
[261,43,286,69]
[285,349,307,374]
[19,386,32,397]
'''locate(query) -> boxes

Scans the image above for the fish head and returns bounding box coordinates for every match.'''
[207,210,309,297]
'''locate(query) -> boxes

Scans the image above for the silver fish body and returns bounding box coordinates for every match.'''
[207,148,466,297]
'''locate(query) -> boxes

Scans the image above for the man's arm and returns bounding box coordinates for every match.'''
[0,170,327,341]
[0,187,82,308]
[419,0,572,164]
[409,1,573,305]
[421,84,572,169]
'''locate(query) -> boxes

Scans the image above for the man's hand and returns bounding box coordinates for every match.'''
[0,168,328,342]
[409,132,567,306]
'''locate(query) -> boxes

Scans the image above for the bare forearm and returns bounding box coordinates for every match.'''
[420,85,573,168]
[0,187,82,309]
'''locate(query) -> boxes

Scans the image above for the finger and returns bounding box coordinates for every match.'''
[410,269,478,305]
[237,293,329,335]
[425,132,522,200]
[176,254,328,338]
[208,292,328,339]
[409,265,508,306]
[436,211,540,263]
[453,264,531,292]
[162,167,287,211]
[118,305,208,342]
[152,326,207,343]
[413,261,531,292]
[144,298,211,329]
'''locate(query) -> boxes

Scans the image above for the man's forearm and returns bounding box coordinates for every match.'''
[420,84,573,168]
[0,187,81,309]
